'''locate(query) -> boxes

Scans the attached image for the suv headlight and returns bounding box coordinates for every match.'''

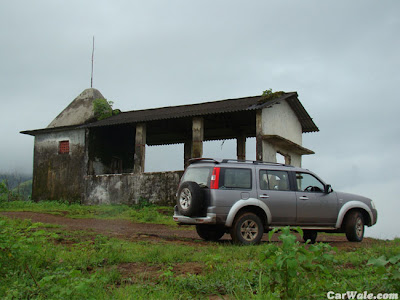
[370,200,376,209]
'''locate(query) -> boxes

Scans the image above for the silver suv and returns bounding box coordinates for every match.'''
[173,158,377,245]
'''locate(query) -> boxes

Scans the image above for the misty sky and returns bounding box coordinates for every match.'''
[0,1,399,239]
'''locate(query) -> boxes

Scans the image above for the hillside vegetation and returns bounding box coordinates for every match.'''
[0,173,32,201]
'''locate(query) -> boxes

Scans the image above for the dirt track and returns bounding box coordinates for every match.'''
[0,211,380,249]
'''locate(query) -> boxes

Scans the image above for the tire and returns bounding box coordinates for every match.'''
[196,225,226,241]
[344,211,364,242]
[230,212,264,245]
[176,181,203,217]
[303,230,318,244]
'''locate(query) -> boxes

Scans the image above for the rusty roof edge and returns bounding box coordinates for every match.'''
[21,92,319,134]
[20,124,84,136]
[127,94,262,113]
[84,95,264,128]
[246,92,297,111]
[285,94,319,133]
[84,93,298,128]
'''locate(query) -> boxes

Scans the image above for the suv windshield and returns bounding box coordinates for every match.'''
[181,167,212,187]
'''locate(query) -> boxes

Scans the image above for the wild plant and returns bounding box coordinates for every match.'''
[367,253,400,291]
[260,226,336,299]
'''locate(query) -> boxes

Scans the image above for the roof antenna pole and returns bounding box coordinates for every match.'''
[90,36,95,88]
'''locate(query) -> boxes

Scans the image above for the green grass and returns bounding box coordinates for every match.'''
[1,210,399,299]
[0,200,176,226]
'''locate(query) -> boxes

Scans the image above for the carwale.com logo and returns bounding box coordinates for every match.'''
[327,291,398,300]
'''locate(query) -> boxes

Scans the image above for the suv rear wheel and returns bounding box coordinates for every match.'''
[345,211,364,242]
[231,212,264,245]
[176,181,203,217]
[196,225,225,241]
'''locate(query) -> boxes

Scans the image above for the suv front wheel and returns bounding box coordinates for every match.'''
[345,210,364,242]
[231,212,264,245]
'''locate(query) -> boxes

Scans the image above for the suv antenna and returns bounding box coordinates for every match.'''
[90,36,95,88]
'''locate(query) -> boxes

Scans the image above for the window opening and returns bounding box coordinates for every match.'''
[145,144,183,172]
[59,140,70,154]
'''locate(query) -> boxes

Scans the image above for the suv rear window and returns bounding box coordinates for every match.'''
[220,168,252,189]
[181,167,212,187]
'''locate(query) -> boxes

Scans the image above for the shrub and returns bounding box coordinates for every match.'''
[93,98,113,120]
[261,227,336,298]
[367,254,400,291]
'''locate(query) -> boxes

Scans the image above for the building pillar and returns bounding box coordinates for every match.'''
[256,110,263,161]
[290,152,302,167]
[262,142,277,163]
[237,134,246,161]
[134,123,146,173]
[192,117,204,158]
[184,140,192,168]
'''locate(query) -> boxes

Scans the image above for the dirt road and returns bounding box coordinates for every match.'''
[0,211,379,249]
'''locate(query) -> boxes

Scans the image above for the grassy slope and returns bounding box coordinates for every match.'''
[0,200,176,226]
[1,202,399,299]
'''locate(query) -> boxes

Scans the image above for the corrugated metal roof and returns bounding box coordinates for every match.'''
[21,92,319,136]
[85,92,319,133]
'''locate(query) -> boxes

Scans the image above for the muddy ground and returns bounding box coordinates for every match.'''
[0,211,380,250]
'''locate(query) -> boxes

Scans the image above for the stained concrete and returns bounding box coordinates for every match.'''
[257,100,308,167]
[84,171,184,206]
[32,129,86,202]
[261,99,302,145]
[47,88,105,128]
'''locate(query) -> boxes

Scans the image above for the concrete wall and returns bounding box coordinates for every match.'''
[32,129,86,202]
[261,100,304,167]
[84,170,184,206]
[262,100,302,145]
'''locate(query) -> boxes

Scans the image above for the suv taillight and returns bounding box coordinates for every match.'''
[210,167,220,189]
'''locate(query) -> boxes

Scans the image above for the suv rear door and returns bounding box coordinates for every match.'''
[211,167,255,219]
[257,169,296,224]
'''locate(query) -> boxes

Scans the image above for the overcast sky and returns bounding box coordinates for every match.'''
[0,1,399,239]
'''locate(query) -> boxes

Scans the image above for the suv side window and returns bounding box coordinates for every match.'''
[259,170,290,191]
[296,172,324,192]
[220,168,252,189]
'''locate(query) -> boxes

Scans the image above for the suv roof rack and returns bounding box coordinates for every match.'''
[221,159,293,167]
[253,160,293,167]
[188,158,293,167]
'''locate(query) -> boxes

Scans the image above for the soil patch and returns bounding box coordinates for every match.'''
[0,211,379,248]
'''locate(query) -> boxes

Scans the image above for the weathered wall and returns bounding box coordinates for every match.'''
[32,129,86,202]
[260,99,304,167]
[47,88,104,128]
[262,99,302,145]
[84,171,184,206]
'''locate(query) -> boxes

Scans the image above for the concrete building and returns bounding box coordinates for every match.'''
[21,88,318,205]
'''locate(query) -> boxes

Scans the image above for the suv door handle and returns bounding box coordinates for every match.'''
[299,196,309,200]
[259,194,270,199]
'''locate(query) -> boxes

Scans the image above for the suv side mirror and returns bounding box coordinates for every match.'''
[324,184,333,194]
